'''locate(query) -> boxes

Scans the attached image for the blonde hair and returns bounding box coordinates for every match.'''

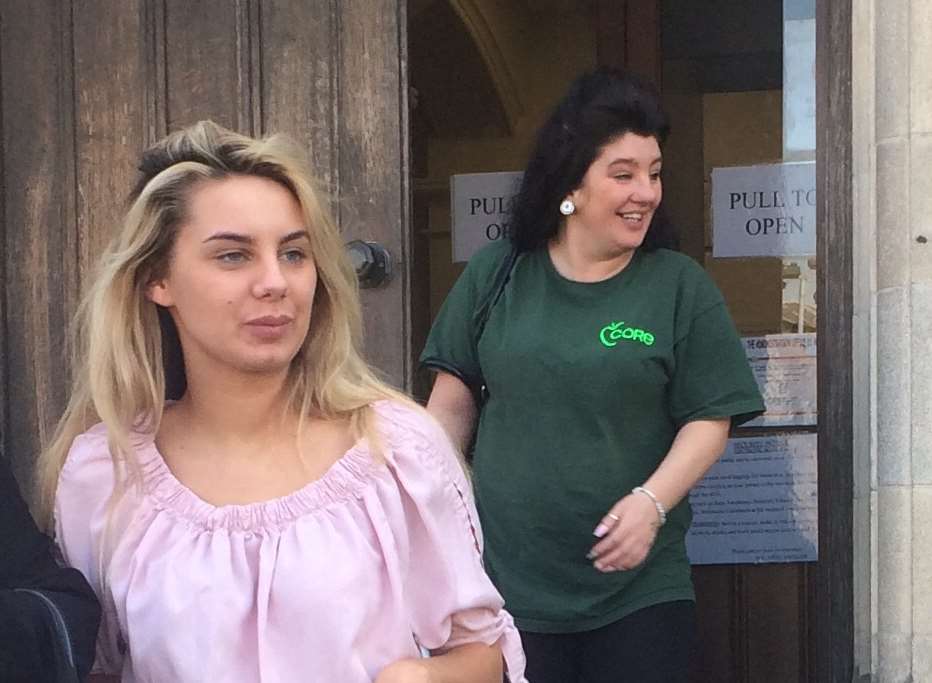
[36,120,410,525]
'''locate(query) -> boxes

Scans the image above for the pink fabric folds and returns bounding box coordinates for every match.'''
[55,400,527,682]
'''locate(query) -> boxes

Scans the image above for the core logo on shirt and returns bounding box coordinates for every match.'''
[599,321,655,347]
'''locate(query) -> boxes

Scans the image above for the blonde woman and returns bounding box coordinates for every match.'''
[38,121,526,683]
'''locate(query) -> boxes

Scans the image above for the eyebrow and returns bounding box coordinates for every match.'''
[607,157,663,167]
[202,229,311,245]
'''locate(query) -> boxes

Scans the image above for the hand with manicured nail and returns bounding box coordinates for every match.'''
[588,492,660,572]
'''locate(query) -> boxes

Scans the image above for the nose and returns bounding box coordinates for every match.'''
[631,174,659,204]
[252,257,288,299]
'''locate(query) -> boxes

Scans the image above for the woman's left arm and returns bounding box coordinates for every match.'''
[589,418,730,573]
[376,403,527,682]
[375,642,503,683]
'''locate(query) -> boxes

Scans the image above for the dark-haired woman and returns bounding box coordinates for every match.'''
[421,68,764,683]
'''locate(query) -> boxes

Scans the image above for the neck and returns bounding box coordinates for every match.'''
[548,227,636,283]
[175,362,297,444]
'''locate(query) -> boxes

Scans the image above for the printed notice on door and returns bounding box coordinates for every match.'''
[450,172,523,262]
[686,434,817,565]
[711,161,815,257]
[742,333,816,427]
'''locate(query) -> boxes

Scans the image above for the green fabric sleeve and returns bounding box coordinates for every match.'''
[419,240,513,392]
[668,269,765,428]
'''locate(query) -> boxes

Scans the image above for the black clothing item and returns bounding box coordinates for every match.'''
[1,457,101,682]
[519,600,697,683]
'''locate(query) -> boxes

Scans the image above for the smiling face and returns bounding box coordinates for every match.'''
[147,174,317,380]
[564,132,663,257]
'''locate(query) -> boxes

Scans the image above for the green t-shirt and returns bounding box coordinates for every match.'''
[421,240,764,633]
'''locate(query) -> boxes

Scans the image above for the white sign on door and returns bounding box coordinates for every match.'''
[743,333,817,427]
[712,161,816,258]
[687,433,818,565]
[450,171,522,263]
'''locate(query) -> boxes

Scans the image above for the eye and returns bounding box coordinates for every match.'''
[650,171,662,181]
[217,251,247,264]
[613,173,632,182]
[281,248,308,264]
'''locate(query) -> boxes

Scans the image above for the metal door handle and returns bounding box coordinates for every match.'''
[346,240,392,288]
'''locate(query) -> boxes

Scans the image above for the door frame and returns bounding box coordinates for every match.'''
[814,0,854,680]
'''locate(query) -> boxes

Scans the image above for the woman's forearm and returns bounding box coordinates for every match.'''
[425,372,478,454]
[424,642,503,682]
[376,642,503,683]
[641,418,731,513]
[589,418,732,572]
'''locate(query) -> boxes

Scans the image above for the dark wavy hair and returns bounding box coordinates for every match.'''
[509,67,677,253]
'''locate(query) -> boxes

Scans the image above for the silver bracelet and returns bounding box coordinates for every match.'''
[632,486,667,526]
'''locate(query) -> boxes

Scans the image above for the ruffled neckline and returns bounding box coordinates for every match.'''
[133,434,380,533]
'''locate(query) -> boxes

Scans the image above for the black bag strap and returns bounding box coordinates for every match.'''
[470,243,518,409]
[473,243,519,345]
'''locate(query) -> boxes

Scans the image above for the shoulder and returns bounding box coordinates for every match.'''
[54,424,118,518]
[470,238,514,265]
[58,421,151,495]
[369,400,475,526]
[61,422,112,473]
[462,239,515,278]
[372,399,449,451]
[640,248,707,279]
[641,248,723,305]
[427,240,515,322]
[371,400,465,480]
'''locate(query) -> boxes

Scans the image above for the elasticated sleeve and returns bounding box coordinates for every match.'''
[54,428,127,677]
[377,402,528,682]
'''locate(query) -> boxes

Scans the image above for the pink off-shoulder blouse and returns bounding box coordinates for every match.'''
[54,400,527,682]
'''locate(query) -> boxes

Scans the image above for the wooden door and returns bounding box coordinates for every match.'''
[0,0,410,495]
[595,2,818,681]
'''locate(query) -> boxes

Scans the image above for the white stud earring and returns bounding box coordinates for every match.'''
[559,199,575,216]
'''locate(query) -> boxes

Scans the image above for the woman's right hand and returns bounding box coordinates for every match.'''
[587,491,661,572]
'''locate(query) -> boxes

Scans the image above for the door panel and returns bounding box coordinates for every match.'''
[0,0,409,496]
[163,0,249,132]
[260,0,338,186]
[0,0,77,491]
[336,0,410,382]
[73,1,150,283]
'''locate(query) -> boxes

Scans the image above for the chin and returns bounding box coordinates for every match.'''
[237,351,300,375]
[629,227,650,246]
[614,237,646,253]
[609,226,648,248]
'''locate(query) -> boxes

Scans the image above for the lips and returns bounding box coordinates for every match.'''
[617,210,651,226]
[246,315,293,326]
[244,314,294,340]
